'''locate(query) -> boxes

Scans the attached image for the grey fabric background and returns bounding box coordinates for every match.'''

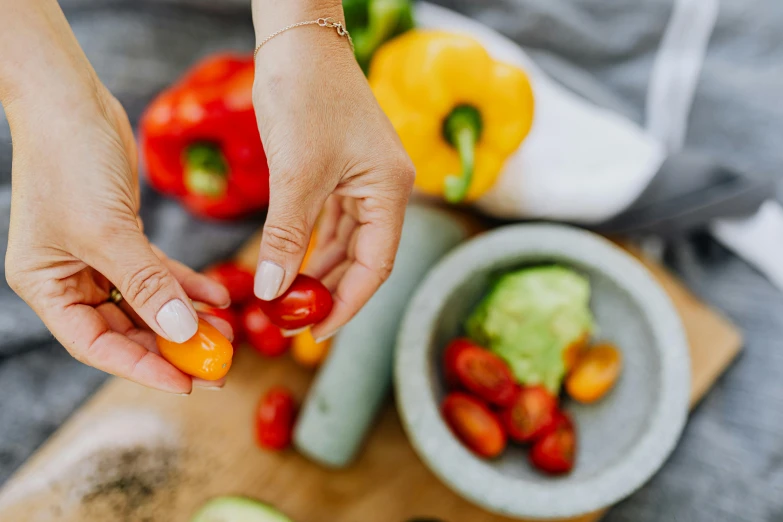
[1,1,782,520]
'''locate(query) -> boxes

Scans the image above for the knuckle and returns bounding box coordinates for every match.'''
[263,222,309,256]
[5,253,28,296]
[397,157,416,186]
[4,265,22,294]
[376,258,395,282]
[120,264,173,309]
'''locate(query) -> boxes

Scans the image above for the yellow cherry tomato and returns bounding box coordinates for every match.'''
[157,318,233,381]
[565,343,622,404]
[302,226,318,271]
[291,329,331,368]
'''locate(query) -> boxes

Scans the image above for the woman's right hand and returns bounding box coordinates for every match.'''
[1,0,231,394]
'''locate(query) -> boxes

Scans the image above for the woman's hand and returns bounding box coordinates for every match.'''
[1,1,230,394]
[252,0,415,341]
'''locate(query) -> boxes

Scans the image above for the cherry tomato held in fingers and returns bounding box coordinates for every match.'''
[157,318,233,381]
[565,343,622,404]
[529,412,576,475]
[442,392,507,459]
[452,343,518,407]
[256,386,297,451]
[241,300,291,357]
[500,385,559,443]
[201,306,242,344]
[204,261,255,305]
[258,274,333,330]
[442,338,475,389]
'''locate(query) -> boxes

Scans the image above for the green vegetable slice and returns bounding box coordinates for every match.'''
[191,496,294,522]
[465,266,594,393]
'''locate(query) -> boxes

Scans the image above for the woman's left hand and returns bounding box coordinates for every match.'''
[251,0,415,342]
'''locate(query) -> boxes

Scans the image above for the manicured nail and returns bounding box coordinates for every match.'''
[255,261,284,301]
[157,299,198,343]
[315,330,339,344]
[201,386,224,391]
[281,327,308,338]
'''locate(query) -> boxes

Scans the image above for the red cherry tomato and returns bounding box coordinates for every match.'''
[443,338,474,389]
[201,306,242,344]
[255,386,297,451]
[529,412,576,474]
[500,385,559,443]
[204,261,255,305]
[241,300,290,357]
[451,343,518,407]
[442,392,507,459]
[258,274,333,330]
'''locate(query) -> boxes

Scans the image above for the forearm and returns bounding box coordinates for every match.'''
[0,0,98,113]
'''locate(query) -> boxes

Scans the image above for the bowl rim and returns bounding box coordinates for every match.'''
[394,223,690,520]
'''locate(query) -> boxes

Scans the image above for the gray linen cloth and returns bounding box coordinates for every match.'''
[1,1,782,520]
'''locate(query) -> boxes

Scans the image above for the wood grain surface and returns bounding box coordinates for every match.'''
[0,239,742,522]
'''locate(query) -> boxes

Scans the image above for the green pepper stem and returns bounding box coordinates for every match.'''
[353,0,411,71]
[443,105,482,204]
[184,143,228,198]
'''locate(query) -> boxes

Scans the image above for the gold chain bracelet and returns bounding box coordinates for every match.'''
[254,17,354,60]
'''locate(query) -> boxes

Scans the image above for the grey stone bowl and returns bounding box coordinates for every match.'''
[395,224,690,520]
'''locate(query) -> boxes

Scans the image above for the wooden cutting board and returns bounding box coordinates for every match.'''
[0,237,742,522]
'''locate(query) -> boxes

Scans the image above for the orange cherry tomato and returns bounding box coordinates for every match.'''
[565,343,622,404]
[291,329,331,367]
[156,318,233,381]
[200,306,242,344]
[442,392,507,459]
[563,333,589,374]
[301,227,318,271]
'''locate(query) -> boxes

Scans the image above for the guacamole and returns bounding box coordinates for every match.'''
[465,266,594,393]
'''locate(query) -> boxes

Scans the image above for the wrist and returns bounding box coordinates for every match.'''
[251,0,344,41]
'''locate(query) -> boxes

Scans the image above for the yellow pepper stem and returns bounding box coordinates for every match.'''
[443,105,482,203]
[184,143,229,198]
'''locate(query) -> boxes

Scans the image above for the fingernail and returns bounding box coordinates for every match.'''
[281,327,308,338]
[315,330,339,344]
[157,299,198,343]
[255,261,284,301]
[177,393,191,396]
[200,386,224,391]
[216,300,232,310]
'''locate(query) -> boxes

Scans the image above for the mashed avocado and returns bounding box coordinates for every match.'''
[465,266,593,393]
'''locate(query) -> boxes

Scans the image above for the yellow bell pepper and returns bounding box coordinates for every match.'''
[369,30,535,203]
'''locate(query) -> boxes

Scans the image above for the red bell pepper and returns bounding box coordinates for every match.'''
[140,54,269,220]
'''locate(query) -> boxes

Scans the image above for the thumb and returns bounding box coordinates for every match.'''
[89,227,199,343]
[254,179,324,301]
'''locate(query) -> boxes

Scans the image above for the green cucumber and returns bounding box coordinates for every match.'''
[191,496,293,522]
